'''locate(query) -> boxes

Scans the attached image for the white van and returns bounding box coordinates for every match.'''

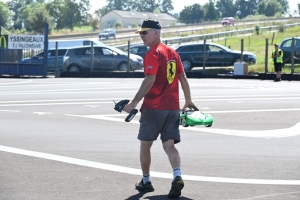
[48,38,105,49]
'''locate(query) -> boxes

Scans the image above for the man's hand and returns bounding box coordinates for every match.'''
[124,102,137,113]
[181,101,199,113]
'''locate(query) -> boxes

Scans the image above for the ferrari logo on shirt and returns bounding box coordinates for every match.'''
[167,60,176,84]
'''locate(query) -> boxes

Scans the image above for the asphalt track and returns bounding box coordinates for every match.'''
[0,77,300,200]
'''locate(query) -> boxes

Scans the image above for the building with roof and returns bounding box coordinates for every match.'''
[100,10,177,29]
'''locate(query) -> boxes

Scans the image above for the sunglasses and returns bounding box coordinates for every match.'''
[139,29,152,35]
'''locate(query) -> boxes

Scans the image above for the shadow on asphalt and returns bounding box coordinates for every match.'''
[125,192,193,200]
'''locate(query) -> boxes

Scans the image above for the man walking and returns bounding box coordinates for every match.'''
[124,19,198,197]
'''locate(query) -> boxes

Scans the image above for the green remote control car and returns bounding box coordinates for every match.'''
[179,110,214,127]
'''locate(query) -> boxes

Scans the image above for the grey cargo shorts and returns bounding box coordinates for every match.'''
[138,109,181,144]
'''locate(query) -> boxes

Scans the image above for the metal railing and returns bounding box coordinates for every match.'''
[114,23,300,50]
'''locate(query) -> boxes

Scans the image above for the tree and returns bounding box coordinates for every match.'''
[27,7,53,33]
[106,0,173,13]
[257,0,267,15]
[20,2,45,31]
[89,15,100,31]
[94,7,110,18]
[235,0,258,19]
[0,2,12,29]
[277,0,289,14]
[107,0,131,11]
[78,0,91,26]
[215,0,236,17]
[62,0,81,31]
[159,0,174,13]
[179,3,205,24]
[204,0,218,21]
[7,0,26,21]
[265,0,283,16]
[45,0,65,31]
[138,0,159,12]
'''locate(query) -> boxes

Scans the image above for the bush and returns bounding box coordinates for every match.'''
[255,24,260,35]
[114,20,123,29]
[278,23,285,33]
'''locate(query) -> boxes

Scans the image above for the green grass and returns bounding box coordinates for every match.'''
[50,26,94,35]
[209,26,300,74]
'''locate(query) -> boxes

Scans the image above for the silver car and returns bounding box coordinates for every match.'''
[63,45,143,72]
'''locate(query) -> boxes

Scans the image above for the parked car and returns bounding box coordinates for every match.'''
[124,44,150,58]
[21,48,69,72]
[63,45,143,72]
[222,17,235,26]
[48,39,104,49]
[175,43,256,70]
[120,44,175,59]
[279,37,300,64]
[98,29,116,39]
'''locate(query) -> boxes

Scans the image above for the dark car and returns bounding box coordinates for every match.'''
[175,43,256,70]
[62,45,143,72]
[124,44,150,58]
[279,37,300,64]
[21,48,68,72]
[98,28,116,39]
[121,44,175,59]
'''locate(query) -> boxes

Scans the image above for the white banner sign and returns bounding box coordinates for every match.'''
[8,34,44,49]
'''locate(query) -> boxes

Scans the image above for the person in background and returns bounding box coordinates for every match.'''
[272,43,283,82]
[123,19,198,197]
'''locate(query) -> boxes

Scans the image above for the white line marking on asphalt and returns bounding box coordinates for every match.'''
[1,145,299,185]
[32,112,52,115]
[0,80,32,86]
[0,82,118,88]
[0,87,135,95]
[0,102,112,107]
[0,110,19,112]
[65,113,300,138]
[2,95,300,106]
[234,191,300,199]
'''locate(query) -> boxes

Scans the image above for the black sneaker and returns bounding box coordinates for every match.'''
[168,176,184,197]
[274,78,281,82]
[135,179,154,192]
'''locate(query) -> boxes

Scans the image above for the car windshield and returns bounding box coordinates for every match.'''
[92,40,104,46]
[109,46,126,54]
[102,30,110,33]
[213,44,232,52]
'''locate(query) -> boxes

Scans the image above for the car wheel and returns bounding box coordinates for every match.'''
[118,62,128,72]
[68,64,80,72]
[181,59,193,71]
[205,124,212,127]
[182,119,189,127]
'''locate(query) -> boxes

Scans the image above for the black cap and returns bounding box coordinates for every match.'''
[135,19,161,33]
